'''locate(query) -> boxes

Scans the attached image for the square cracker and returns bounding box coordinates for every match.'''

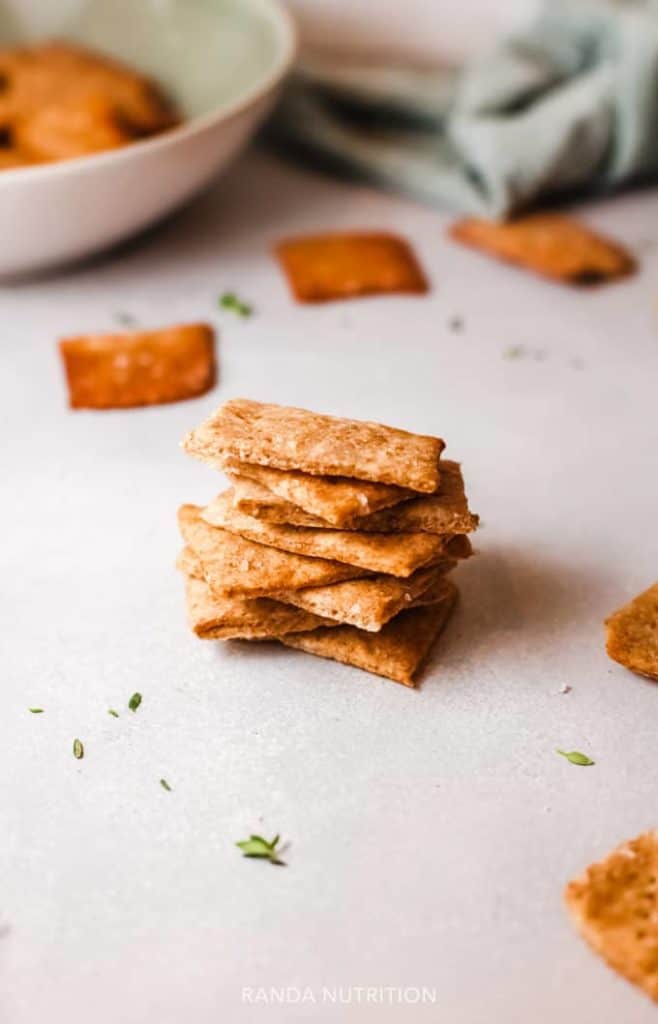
[224,457,413,527]
[275,231,428,303]
[565,831,658,1003]
[231,460,479,535]
[449,214,635,284]
[605,581,658,681]
[279,583,458,686]
[60,322,215,410]
[182,398,443,493]
[181,564,337,640]
[178,505,367,597]
[202,491,461,577]
[270,563,456,632]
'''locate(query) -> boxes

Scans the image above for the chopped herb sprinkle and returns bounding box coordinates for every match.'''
[28,708,44,714]
[219,292,252,318]
[73,738,84,760]
[556,748,595,766]
[128,693,142,712]
[108,709,119,718]
[236,833,286,866]
[160,779,172,792]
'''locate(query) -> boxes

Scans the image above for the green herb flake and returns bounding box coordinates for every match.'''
[114,311,138,327]
[160,779,172,792]
[73,738,84,760]
[128,692,142,712]
[28,708,44,714]
[219,292,253,318]
[108,709,119,718]
[236,833,285,866]
[556,748,595,766]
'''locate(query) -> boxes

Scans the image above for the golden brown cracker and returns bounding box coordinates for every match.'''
[183,399,443,493]
[565,831,658,1003]
[409,577,456,608]
[59,322,215,410]
[270,563,455,632]
[605,582,658,681]
[352,461,478,534]
[449,214,635,284]
[0,41,177,143]
[232,460,479,535]
[279,584,458,686]
[0,145,32,169]
[182,569,336,640]
[202,491,455,577]
[225,457,413,527]
[178,504,368,597]
[14,94,131,161]
[275,231,429,303]
[231,476,345,527]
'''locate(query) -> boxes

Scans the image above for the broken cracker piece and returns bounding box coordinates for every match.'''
[565,830,658,1003]
[279,584,458,686]
[202,491,459,577]
[450,214,635,284]
[182,567,337,640]
[60,322,215,410]
[183,398,443,492]
[178,504,368,597]
[225,457,413,527]
[275,231,428,303]
[605,581,658,681]
[232,460,479,535]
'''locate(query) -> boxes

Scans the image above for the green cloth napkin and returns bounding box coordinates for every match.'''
[268,0,658,217]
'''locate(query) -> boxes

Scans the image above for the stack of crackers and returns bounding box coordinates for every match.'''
[177,400,479,686]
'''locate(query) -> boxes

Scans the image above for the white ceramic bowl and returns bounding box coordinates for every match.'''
[0,0,296,276]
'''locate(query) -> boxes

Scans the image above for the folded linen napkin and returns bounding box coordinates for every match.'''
[268,0,658,218]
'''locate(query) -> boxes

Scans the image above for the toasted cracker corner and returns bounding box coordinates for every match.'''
[565,830,658,1002]
[605,581,658,681]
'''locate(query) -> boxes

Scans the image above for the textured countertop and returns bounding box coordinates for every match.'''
[3,149,658,1024]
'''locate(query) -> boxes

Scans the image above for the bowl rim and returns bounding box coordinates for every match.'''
[0,0,297,185]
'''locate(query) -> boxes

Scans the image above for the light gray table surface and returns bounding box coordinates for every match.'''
[2,150,658,1024]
